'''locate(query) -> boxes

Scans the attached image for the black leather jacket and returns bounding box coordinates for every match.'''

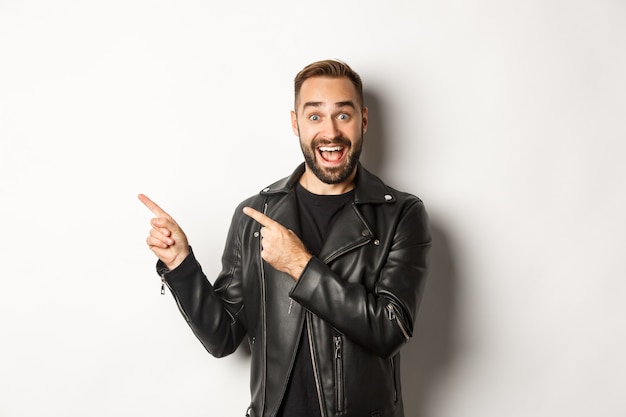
[158,164,431,417]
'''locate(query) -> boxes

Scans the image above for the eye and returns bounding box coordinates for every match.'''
[337,113,350,120]
[309,114,320,121]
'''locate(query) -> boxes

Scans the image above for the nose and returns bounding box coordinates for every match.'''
[320,117,340,140]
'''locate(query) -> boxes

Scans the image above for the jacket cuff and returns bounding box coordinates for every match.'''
[289,256,326,304]
[155,246,197,283]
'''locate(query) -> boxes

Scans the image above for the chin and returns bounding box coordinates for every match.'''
[308,160,357,185]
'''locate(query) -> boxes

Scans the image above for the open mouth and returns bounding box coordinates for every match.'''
[318,145,347,164]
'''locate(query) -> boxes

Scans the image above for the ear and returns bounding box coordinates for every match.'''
[290,110,299,136]
[361,107,369,134]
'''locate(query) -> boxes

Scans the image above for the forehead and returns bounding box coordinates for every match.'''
[297,76,360,110]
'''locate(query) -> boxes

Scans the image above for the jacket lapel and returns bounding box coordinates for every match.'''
[265,189,301,235]
[260,164,304,234]
[318,203,373,264]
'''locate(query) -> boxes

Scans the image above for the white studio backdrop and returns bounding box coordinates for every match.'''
[1,1,625,416]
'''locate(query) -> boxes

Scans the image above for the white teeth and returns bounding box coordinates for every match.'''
[319,146,343,152]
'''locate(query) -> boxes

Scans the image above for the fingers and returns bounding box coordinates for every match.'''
[138,193,171,218]
[150,217,173,235]
[139,194,178,246]
[242,206,281,228]
[150,219,175,245]
[139,193,190,270]
[148,223,174,247]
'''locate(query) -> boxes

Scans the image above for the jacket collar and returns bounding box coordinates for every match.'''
[260,162,396,205]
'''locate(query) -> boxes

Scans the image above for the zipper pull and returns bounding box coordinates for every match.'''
[288,298,293,314]
[386,304,395,320]
[386,303,411,341]
[334,336,342,359]
[160,274,166,295]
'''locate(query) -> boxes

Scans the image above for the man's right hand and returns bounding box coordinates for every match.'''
[138,194,190,270]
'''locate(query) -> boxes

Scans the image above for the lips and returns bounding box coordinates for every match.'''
[315,137,351,164]
[318,145,346,163]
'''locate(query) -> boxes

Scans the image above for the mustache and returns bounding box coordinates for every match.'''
[312,136,351,148]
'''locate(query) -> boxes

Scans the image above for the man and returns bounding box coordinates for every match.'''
[139,59,431,417]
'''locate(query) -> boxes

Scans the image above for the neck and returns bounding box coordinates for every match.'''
[299,166,357,195]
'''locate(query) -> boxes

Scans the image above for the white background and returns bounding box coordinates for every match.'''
[1,1,625,416]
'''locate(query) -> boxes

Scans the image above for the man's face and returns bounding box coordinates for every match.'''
[291,76,368,185]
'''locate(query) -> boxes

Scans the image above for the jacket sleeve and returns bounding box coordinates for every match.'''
[289,198,431,359]
[158,209,248,358]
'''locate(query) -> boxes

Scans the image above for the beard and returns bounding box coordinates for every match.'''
[300,131,363,185]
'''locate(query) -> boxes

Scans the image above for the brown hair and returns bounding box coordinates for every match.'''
[294,59,364,109]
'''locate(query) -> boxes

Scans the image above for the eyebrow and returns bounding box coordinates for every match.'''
[302,100,356,110]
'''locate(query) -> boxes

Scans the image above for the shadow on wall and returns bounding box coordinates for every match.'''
[363,90,459,417]
[360,91,387,175]
[403,222,458,417]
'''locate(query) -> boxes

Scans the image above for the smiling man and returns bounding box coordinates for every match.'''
[294,74,365,191]
[140,59,431,417]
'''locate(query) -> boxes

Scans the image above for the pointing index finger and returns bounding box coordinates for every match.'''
[138,193,170,218]
[243,206,280,228]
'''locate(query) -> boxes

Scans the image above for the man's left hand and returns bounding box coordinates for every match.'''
[243,206,312,280]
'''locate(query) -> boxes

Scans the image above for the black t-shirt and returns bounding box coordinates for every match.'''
[277,183,354,417]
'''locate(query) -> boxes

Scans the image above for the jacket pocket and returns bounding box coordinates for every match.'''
[334,335,345,413]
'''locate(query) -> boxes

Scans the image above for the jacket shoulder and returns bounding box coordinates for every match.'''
[356,165,426,208]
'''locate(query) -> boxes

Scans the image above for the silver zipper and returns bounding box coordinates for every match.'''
[334,335,345,412]
[162,278,191,323]
[307,313,326,417]
[386,304,410,341]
